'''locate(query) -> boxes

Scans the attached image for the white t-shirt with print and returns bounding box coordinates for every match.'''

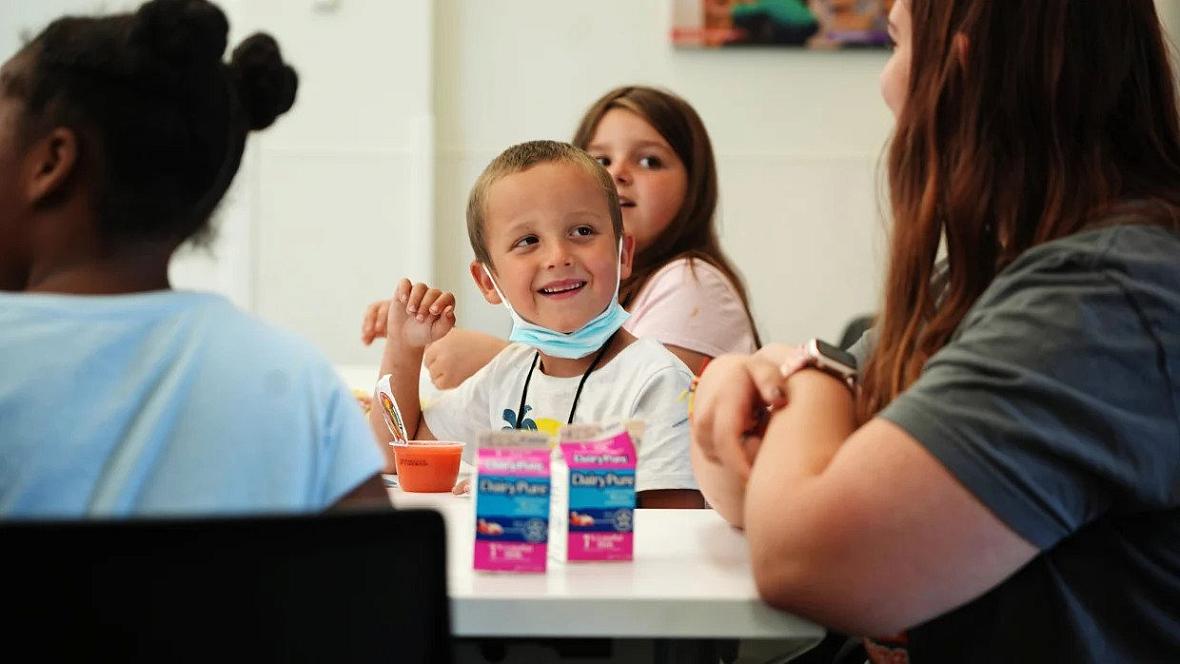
[423,337,697,493]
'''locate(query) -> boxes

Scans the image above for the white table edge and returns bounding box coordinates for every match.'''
[451,596,824,639]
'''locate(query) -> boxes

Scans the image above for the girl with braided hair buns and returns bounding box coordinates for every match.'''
[0,0,387,517]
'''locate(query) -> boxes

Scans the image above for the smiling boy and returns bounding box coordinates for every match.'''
[371,141,702,508]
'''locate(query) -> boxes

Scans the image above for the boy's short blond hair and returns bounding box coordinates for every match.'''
[466,140,623,268]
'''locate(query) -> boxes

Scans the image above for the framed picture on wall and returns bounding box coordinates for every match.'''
[671,0,894,49]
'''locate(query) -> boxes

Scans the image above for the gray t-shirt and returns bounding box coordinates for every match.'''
[854,225,1180,662]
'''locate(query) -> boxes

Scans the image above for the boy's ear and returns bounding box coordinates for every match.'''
[619,232,636,280]
[24,127,79,206]
[469,259,502,305]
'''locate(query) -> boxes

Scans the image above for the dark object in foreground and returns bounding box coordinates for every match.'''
[2,509,451,663]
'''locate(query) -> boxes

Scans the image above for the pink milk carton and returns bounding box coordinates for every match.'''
[472,430,553,573]
[550,422,639,562]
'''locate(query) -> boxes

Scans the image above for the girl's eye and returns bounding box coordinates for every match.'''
[639,156,663,169]
[594,156,611,167]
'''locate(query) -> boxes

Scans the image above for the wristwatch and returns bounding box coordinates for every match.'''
[801,338,859,392]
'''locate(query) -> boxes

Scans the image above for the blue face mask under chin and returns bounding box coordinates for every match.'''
[482,241,630,359]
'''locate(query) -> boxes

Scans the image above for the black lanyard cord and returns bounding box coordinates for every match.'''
[514,330,618,429]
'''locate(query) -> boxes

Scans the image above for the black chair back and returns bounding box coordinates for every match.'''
[838,314,876,351]
[3,509,451,663]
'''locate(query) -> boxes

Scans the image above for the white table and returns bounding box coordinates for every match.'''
[389,485,823,644]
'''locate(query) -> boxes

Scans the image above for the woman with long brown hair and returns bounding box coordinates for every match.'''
[691,0,1180,659]
[362,86,760,382]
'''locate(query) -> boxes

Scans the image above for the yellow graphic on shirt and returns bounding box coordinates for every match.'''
[534,418,562,438]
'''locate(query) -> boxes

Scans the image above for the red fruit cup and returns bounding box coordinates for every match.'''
[392,441,466,493]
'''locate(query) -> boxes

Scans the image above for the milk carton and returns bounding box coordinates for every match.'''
[473,430,553,573]
[550,422,639,562]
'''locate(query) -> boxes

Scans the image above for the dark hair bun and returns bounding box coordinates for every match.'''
[230,33,298,130]
[130,0,228,73]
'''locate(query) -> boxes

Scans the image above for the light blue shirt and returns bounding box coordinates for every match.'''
[0,290,383,518]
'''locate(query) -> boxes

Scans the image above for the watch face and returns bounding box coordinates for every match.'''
[814,339,858,370]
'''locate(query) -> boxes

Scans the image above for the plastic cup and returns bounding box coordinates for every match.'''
[392,441,466,493]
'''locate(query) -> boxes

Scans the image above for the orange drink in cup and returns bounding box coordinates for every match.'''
[392,441,466,492]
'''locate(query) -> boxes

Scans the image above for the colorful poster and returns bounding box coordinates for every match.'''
[671,0,894,49]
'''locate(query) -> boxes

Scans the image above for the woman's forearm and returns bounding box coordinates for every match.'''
[741,370,859,611]
[754,371,857,487]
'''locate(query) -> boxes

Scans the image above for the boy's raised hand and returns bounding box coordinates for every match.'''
[386,278,456,350]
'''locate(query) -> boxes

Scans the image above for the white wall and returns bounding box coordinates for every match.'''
[226,0,434,366]
[1161,0,1180,45]
[433,0,894,344]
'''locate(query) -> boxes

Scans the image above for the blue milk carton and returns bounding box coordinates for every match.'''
[473,430,553,573]
[550,422,640,563]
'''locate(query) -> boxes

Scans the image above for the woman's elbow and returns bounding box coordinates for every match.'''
[752,560,914,636]
[748,530,907,636]
[751,547,806,613]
